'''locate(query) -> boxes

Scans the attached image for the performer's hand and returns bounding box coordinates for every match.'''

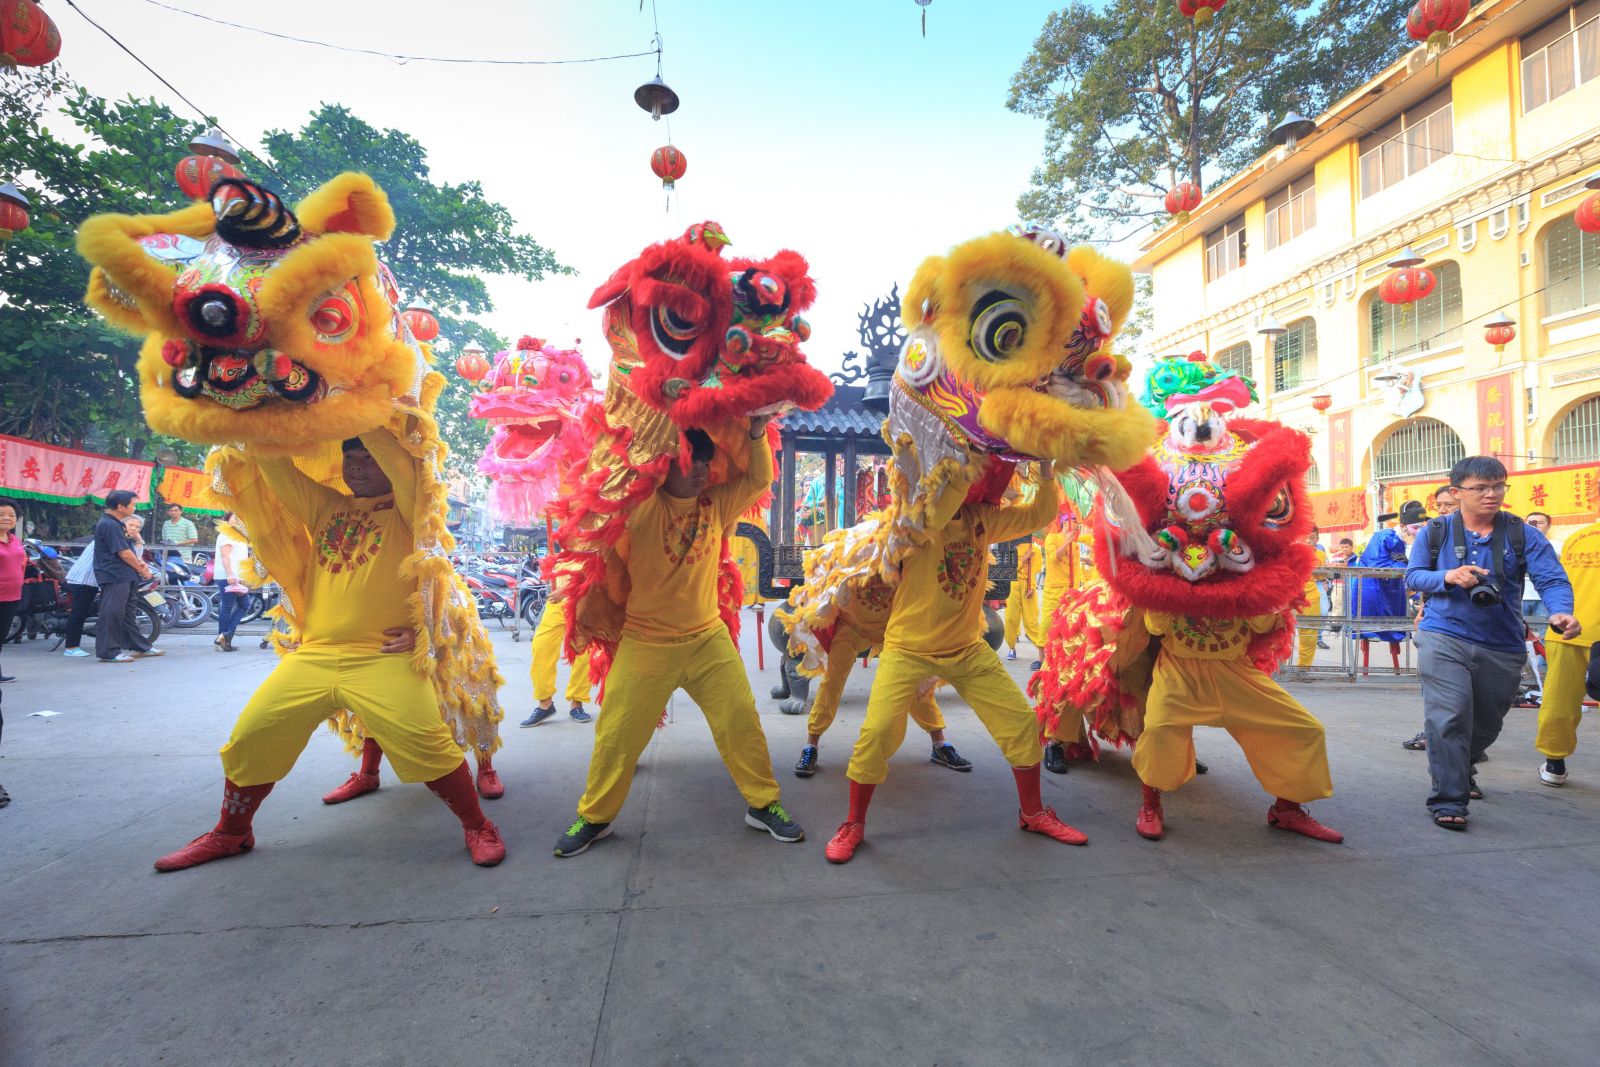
[1549,614,1582,639]
[749,414,771,439]
[1444,565,1490,588]
[379,627,417,654]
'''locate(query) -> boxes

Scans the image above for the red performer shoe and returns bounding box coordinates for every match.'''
[1267,800,1344,844]
[153,830,254,871]
[322,771,380,805]
[1019,807,1088,845]
[465,820,507,866]
[476,763,505,800]
[1136,785,1164,840]
[825,821,866,864]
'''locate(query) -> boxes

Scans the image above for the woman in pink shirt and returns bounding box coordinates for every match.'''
[0,497,24,808]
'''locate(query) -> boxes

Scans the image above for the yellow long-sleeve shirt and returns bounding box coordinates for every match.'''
[617,435,774,642]
[1551,520,1600,649]
[884,467,1061,657]
[256,428,418,648]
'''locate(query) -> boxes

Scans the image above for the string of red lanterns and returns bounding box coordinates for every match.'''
[1484,310,1516,353]
[401,299,441,344]
[0,182,29,244]
[1406,0,1469,62]
[174,127,245,201]
[1178,0,1227,26]
[1378,246,1437,307]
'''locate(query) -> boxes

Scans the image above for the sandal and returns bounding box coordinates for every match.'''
[1432,812,1468,830]
[1469,777,1484,801]
[1401,732,1427,751]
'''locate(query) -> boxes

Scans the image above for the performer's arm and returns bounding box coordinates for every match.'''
[924,459,983,532]
[255,456,342,520]
[987,466,1060,543]
[715,419,775,525]
[360,425,420,521]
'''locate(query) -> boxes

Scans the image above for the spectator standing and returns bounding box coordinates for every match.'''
[93,490,160,663]
[0,499,23,684]
[1433,486,1458,518]
[160,504,198,545]
[1534,514,1600,786]
[1406,457,1579,829]
[213,513,251,653]
[60,542,101,658]
[1522,512,1560,616]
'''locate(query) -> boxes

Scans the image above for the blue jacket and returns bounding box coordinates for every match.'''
[1406,513,1573,654]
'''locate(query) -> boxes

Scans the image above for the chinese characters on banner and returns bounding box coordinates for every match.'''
[155,465,228,515]
[1307,488,1368,531]
[1384,463,1600,524]
[0,434,156,507]
[1475,374,1515,459]
[1328,411,1353,489]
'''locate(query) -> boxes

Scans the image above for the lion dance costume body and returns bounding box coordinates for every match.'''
[81,175,510,869]
[1032,355,1343,843]
[779,226,1158,863]
[470,336,603,718]
[544,222,835,853]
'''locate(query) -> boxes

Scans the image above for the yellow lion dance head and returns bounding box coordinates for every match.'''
[79,174,419,453]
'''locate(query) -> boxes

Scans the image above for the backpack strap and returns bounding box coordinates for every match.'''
[1425,516,1451,568]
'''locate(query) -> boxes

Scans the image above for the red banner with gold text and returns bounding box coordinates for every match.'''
[0,434,156,507]
[1308,488,1368,532]
[1476,374,1515,459]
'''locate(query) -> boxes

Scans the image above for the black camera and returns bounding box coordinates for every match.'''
[1469,576,1501,608]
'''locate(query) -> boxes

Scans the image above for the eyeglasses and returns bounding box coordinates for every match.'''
[1453,483,1508,496]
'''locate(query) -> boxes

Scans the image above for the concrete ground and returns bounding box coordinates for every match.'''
[2,614,1598,1067]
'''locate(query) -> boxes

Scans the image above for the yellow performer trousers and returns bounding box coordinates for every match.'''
[808,623,944,738]
[530,601,595,705]
[1132,654,1333,802]
[1536,641,1590,759]
[848,642,1041,784]
[1004,580,1043,650]
[1295,585,1324,668]
[219,644,464,787]
[577,627,781,824]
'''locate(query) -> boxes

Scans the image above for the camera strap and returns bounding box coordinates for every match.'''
[1447,511,1512,581]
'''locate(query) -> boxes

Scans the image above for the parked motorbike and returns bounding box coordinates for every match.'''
[5,541,163,648]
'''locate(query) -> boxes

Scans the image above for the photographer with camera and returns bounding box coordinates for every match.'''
[1405,457,1579,830]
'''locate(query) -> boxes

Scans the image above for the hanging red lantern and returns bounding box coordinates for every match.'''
[401,300,440,343]
[1379,267,1436,305]
[651,145,688,191]
[174,155,245,201]
[455,343,490,382]
[1164,181,1203,224]
[0,182,29,243]
[1178,0,1227,26]
[1406,0,1469,59]
[0,1,62,68]
[1576,191,1600,235]
[1483,311,1516,353]
[1311,394,1333,412]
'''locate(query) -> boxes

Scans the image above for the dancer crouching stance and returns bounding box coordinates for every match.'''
[154,435,506,870]
[554,418,803,857]
[826,459,1086,864]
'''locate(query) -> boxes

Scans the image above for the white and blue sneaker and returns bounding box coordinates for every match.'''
[63,648,91,658]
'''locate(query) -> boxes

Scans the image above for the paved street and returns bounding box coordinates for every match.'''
[2,615,1598,1067]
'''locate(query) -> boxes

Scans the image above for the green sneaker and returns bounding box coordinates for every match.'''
[553,816,612,858]
[745,802,805,842]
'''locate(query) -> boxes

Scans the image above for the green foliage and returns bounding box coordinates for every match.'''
[0,81,566,483]
[1008,0,1411,232]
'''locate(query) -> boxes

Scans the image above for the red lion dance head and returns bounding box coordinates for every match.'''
[470,335,598,528]
[548,222,833,677]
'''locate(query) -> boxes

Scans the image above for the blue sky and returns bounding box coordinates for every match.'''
[60,0,1075,374]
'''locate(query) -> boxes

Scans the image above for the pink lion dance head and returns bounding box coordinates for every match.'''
[470,335,598,527]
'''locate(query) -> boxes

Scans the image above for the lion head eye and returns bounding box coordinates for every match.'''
[1263,485,1294,528]
[651,304,700,358]
[968,290,1028,363]
[310,285,360,344]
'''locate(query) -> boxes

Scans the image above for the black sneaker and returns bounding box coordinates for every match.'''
[745,802,805,842]
[1028,660,1042,672]
[1043,741,1068,775]
[553,816,612,857]
[794,745,819,778]
[1194,759,1208,775]
[520,704,557,728]
[1401,732,1427,751]
[930,742,973,772]
[1540,758,1569,786]
[569,703,593,723]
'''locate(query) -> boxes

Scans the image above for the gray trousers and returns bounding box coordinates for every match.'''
[1418,630,1525,816]
[94,581,153,660]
